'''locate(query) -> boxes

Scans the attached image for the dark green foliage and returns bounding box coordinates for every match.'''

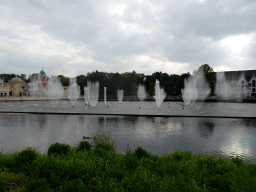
[24,178,53,192]
[76,141,92,152]
[47,142,71,156]
[134,146,149,159]
[231,156,245,167]
[0,173,5,192]
[93,147,109,158]
[123,154,139,170]
[63,178,88,192]
[14,148,38,165]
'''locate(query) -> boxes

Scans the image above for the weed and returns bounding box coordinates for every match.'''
[62,178,88,192]
[134,146,149,159]
[47,142,71,156]
[76,141,92,152]
[24,178,53,192]
[91,130,117,152]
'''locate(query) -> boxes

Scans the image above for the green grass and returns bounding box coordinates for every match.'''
[0,130,256,191]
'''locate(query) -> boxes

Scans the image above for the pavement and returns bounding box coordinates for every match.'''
[0,100,256,118]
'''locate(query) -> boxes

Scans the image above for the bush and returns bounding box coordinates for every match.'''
[0,172,5,192]
[134,146,149,159]
[76,141,92,152]
[91,131,117,152]
[47,143,71,156]
[62,178,88,192]
[24,178,53,192]
[14,147,38,165]
[123,154,139,170]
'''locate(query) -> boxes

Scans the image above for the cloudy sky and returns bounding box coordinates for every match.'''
[0,0,255,78]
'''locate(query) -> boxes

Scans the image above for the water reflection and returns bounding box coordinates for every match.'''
[197,119,215,138]
[0,114,256,165]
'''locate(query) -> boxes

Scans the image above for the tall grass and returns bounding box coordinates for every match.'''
[0,130,256,191]
[90,130,117,152]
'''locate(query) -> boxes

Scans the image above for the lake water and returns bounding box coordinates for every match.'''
[0,101,256,165]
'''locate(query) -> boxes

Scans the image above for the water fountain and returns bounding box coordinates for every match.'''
[137,84,146,102]
[29,74,40,105]
[84,87,89,105]
[68,78,80,107]
[87,81,99,108]
[153,80,166,109]
[181,76,198,106]
[46,76,63,108]
[117,90,123,103]
[104,87,107,105]
[181,69,210,109]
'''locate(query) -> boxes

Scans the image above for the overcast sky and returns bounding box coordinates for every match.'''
[0,0,255,78]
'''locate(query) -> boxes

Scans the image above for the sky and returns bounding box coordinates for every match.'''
[0,0,255,78]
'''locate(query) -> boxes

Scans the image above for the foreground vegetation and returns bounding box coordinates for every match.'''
[0,130,256,191]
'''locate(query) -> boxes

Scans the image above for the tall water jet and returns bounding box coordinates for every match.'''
[84,87,89,105]
[195,75,210,101]
[87,81,99,107]
[215,72,234,100]
[68,78,80,107]
[153,80,166,109]
[46,76,63,108]
[137,84,146,102]
[181,76,198,106]
[104,87,107,105]
[117,90,123,103]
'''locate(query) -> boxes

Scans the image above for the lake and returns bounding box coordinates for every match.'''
[0,101,256,165]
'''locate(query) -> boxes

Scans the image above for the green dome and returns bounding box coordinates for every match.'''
[40,70,45,75]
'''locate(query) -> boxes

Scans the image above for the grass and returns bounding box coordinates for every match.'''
[0,130,256,191]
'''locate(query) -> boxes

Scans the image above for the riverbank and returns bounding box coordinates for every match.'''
[0,131,255,191]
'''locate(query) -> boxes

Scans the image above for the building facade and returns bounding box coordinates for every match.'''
[215,70,256,98]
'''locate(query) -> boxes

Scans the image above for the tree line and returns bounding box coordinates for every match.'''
[0,64,216,99]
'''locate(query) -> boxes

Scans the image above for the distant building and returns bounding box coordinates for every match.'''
[215,69,256,98]
[0,78,9,96]
[27,68,49,96]
[3,76,26,97]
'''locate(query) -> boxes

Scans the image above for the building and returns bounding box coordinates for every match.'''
[215,70,256,98]
[27,68,49,96]
[0,79,9,96]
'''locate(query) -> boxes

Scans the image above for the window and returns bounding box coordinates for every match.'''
[241,80,244,84]
[253,80,255,87]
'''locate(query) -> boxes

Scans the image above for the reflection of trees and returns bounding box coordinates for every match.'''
[38,114,48,130]
[241,118,256,127]
[197,119,215,138]
[97,116,139,130]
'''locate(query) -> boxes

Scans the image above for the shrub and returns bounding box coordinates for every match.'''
[47,143,71,156]
[91,130,117,152]
[14,147,38,165]
[134,146,149,159]
[123,154,139,170]
[0,172,5,192]
[62,178,88,192]
[76,141,92,152]
[24,178,53,192]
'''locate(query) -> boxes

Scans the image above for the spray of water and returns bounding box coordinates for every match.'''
[87,81,99,107]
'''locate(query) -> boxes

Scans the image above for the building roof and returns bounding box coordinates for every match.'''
[40,69,46,75]
[215,69,256,82]
[10,77,23,82]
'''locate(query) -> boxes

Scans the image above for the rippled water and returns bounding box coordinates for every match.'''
[1,111,256,165]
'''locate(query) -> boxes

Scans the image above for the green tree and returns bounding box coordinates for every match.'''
[148,82,155,96]
[58,75,70,86]
[131,82,137,96]
[194,64,216,95]
[76,75,87,95]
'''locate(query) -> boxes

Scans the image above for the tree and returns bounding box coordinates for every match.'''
[193,64,213,76]
[58,75,69,86]
[193,64,216,95]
